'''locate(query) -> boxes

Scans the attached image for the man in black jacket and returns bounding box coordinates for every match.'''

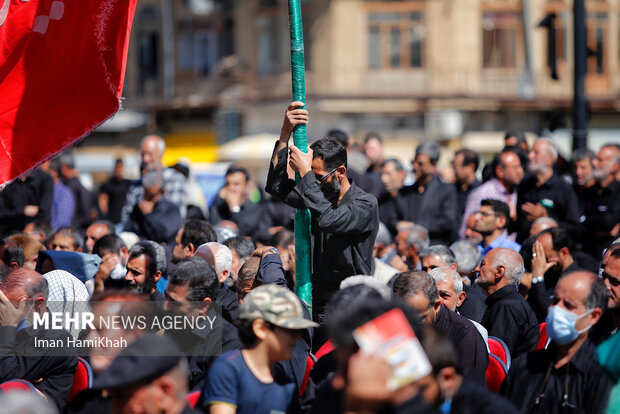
[265,102,379,322]
[395,142,459,245]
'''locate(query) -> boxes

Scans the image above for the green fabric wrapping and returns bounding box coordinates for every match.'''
[288,0,312,312]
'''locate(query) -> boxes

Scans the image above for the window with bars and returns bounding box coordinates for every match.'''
[482,11,522,68]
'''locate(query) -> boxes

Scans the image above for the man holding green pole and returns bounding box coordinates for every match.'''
[265,102,379,331]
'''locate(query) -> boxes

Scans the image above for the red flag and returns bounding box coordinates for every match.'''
[0,0,137,185]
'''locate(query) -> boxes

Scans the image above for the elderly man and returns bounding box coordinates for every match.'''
[84,220,114,254]
[516,139,580,243]
[501,271,613,413]
[46,226,83,252]
[395,142,459,245]
[473,199,521,256]
[121,134,187,225]
[395,224,429,271]
[475,247,539,358]
[581,144,620,258]
[163,257,241,389]
[265,102,379,321]
[0,268,77,409]
[125,240,167,301]
[420,245,487,323]
[392,270,488,386]
[460,148,524,239]
[124,171,181,244]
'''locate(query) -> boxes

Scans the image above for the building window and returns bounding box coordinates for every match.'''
[482,11,522,68]
[367,8,425,69]
[137,6,160,94]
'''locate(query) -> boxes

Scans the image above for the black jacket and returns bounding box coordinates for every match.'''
[394,177,459,245]
[125,197,181,244]
[265,143,379,314]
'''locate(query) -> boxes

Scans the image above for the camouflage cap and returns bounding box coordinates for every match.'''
[239,284,319,329]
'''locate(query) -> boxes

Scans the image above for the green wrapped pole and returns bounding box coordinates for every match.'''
[288,0,312,312]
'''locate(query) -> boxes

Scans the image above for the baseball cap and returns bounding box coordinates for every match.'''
[239,284,318,330]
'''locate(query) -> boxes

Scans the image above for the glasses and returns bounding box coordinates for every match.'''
[315,166,339,182]
[473,210,497,218]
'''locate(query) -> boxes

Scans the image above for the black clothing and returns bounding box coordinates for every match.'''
[125,197,181,244]
[590,309,620,346]
[262,196,295,231]
[266,143,379,317]
[394,176,459,245]
[378,192,400,236]
[64,389,111,414]
[528,261,582,324]
[452,376,520,414]
[166,307,242,391]
[0,324,78,410]
[482,285,539,359]
[215,284,239,324]
[0,169,53,234]
[516,173,581,244]
[100,177,131,224]
[150,290,165,302]
[501,339,613,414]
[209,197,268,240]
[64,176,93,231]
[457,282,487,323]
[455,179,480,219]
[433,305,489,386]
[577,180,620,258]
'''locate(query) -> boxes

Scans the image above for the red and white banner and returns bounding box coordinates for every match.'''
[0,0,137,185]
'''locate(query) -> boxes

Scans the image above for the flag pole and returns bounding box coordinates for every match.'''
[287,0,312,312]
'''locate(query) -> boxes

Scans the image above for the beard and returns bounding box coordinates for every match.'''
[593,166,609,182]
[126,278,151,294]
[321,178,341,204]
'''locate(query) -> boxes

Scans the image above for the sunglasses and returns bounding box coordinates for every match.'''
[315,166,339,182]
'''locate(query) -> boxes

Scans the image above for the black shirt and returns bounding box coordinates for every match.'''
[394,177,459,245]
[452,375,520,414]
[458,282,487,323]
[0,324,78,410]
[433,305,489,386]
[209,197,269,240]
[64,176,93,231]
[455,179,480,220]
[266,143,379,315]
[0,169,53,234]
[516,173,581,244]
[378,192,400,236]
[577,180,620,258]
[528,261,582,323]
[100,177,131,224]
[501,339,613,414]
[482,285,539,359]
[125,197,181,244]
[215,285,239,324]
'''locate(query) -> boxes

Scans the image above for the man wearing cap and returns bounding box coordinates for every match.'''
[92,333,200,414]
[201,284,318,414]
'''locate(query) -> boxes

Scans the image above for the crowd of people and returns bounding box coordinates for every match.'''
[0,102,618,414]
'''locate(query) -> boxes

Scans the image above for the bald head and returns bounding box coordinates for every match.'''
[194,243,215,267]
[140,135,165,172]
[1,268,48,302]
[530,217,559,238]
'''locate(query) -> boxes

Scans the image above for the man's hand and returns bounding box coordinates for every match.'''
[138,200,155,215]
[531,240,554,278]
[221,187,245,212]
[94,254,119,291]
[280,102,308,142]
[0,291,30,327]
[522,202,548,221]
[252,246,279,259]
[24,205,39,217]
[289,145,313,177]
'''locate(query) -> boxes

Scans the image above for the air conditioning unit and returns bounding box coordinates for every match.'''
[425,110,463,140]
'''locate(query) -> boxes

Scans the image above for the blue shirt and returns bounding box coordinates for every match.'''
[202,350,296,414]
[478,233,521,257]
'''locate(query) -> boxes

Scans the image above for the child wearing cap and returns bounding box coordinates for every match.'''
[200,284,317,414]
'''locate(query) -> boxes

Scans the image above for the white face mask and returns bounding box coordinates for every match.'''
[109,262,126,280]
[545,305,592,345]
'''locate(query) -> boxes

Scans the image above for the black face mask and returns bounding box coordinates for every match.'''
[321,177,341,205]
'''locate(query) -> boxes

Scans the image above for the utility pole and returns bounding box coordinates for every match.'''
[572,0,587,150]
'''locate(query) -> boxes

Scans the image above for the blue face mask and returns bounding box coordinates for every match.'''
[545,305,592,345]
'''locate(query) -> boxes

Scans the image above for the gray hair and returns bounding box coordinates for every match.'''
[429,267,463,293]
[392,270,438,307]
[142,170,163,189]
[491,251,524,286]
[0,391,58,414]
[416,142,441,164]
[382,158,404,172]
[128,240,167,276]
[571,148,595,163]
[141,135,166,153]
[419,245,456,267]
[405,225,430,251]
[206,242,232,275]
[375,222,392,246]
[450,240,481,275]
[536,138,558,163]
[340,275,392,300]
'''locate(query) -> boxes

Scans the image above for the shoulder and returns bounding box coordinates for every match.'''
[210,350,244,373]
